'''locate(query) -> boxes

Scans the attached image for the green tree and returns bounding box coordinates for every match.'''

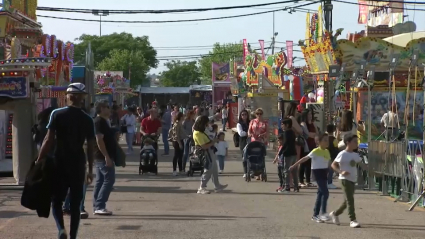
[198,43,243,83]
[160,60,200,87]
[97,49,149,87]
[73,32,158,84]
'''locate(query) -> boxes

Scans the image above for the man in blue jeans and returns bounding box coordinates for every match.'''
[92,101,116,215]
[63,183,88,219]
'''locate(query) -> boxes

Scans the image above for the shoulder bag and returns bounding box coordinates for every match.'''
[120,115,128,134]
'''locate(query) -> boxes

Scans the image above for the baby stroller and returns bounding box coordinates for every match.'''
[187,138,205,177]
[244,141,267,182]
[139,135,159,175]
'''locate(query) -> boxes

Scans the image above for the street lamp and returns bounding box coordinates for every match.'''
[92,10,109,36]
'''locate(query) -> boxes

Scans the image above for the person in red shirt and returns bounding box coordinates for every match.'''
[141,109,162,151]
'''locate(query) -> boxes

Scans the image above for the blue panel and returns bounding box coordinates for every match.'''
[72,66,85,79]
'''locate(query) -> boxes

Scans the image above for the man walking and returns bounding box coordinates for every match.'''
[93,101,116,216]
[36,83,95,239]
[221,105,228,132]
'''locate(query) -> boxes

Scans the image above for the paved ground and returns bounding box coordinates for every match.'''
[1,130,425,239]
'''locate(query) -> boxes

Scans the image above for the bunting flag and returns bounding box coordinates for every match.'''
[286,41,293,68]
[318,5,323,42]
[243,39,249,65]
[305,12,310,46]
[258,39,265,60]
[358,0,368,24]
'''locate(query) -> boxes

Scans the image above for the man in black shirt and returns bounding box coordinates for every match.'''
[92,100,116,216]
[36,83,95,239]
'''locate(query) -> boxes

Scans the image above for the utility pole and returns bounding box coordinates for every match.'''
[92,10,109,36]
[272,12,275,54]
[323,0,334,124]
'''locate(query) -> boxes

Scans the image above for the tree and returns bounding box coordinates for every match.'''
[160,60,200,87]
[73,33,158,85]
[198,43,243,83]
[97,49,149,87]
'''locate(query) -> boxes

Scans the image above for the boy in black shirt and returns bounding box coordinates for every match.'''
[326,124,339,189]
[36,83,95,239]
[281,119,299,193]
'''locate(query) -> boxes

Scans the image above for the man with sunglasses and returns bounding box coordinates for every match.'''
[92,101,117,216]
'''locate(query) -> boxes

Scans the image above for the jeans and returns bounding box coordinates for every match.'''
[200,149,220,189]
[283,155,298,190]
[172,140,183,171]
[182,138,191,171]
[327,167,334,184]
[162,128,170,154]
[63,183,88,211]
[216,155,225,171]
[222,118,227,131]
[312,169,329,216]
[277,165,284,187]
[299,150,311,184]
[125,133,135,152]
[93,161,116,211]
[51,163,85,239]
[334,179,356,221]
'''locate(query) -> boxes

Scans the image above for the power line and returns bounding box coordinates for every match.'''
[37,1,321,23]
[35,0,307,14]
[334,0,425,11]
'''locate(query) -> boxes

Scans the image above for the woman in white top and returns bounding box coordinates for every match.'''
[236,109,250,177]
[336,110,365,150]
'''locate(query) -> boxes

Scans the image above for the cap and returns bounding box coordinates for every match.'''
[66,83,87,94]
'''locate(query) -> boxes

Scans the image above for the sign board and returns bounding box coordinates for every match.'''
[247,92,278,97]
[0,77,28,98]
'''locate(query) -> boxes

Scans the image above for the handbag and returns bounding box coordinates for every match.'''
[233,133,240,147]
[115,143,126,167]
[120,115,128,133]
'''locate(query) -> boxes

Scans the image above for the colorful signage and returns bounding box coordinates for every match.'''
[212,63,230,83]
[1,0,37,20]
[0,77,28,98]
[358,0,368,24]
[244,52,287,86]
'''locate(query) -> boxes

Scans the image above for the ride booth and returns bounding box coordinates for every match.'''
[335,31,425,207]
[94,71,132,106]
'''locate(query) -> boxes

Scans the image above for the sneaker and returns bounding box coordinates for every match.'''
[276,187,283,192]
[172,171,178,176]
[197,188,210,194]
[58,229,68,239]
[80,210,89,219]
[350,220,361,228]
[280,189,291,194]
[327,183,337,189]
[329,211,340,225]
[219,170,223,174]
[94,209,113,215]
[243,174,247,178]
[214,184,228,192]
[299,183,307,187]
[320,214,331,222]
[311,216,324,223]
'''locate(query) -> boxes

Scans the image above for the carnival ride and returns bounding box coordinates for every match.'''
[300,4,425,208]
[94,71,134,106]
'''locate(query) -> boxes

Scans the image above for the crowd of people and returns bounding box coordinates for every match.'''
[27,82,369,239]
[235,102,367,228]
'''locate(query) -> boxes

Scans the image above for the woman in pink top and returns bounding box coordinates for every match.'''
[248,108,269,144]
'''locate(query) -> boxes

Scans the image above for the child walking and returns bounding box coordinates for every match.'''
[329,134,367,228]
[215,132,228,173]
[326,124,339,189]
[273,134,285,192]
[289,133,331,222]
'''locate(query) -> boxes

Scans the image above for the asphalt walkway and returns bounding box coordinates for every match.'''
[0,129,425,239]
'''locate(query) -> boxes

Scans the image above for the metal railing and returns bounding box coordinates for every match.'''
[367,140,424,209]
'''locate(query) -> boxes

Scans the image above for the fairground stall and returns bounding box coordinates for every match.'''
[0,2,73,184]
[189,85,212,107]
[335,19,425,208]
[93,71,133,106]
[212,62,232,107]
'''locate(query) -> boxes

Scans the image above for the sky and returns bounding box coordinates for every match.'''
[35,0,425,74]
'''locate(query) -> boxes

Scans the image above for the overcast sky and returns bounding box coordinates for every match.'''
[36,0,425,74]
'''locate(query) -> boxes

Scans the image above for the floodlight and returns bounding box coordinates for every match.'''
[389,54,400,69]
[411,49,419,67]
[328,65,340,77]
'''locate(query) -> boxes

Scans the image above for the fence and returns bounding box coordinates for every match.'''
[366,140,424,208]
